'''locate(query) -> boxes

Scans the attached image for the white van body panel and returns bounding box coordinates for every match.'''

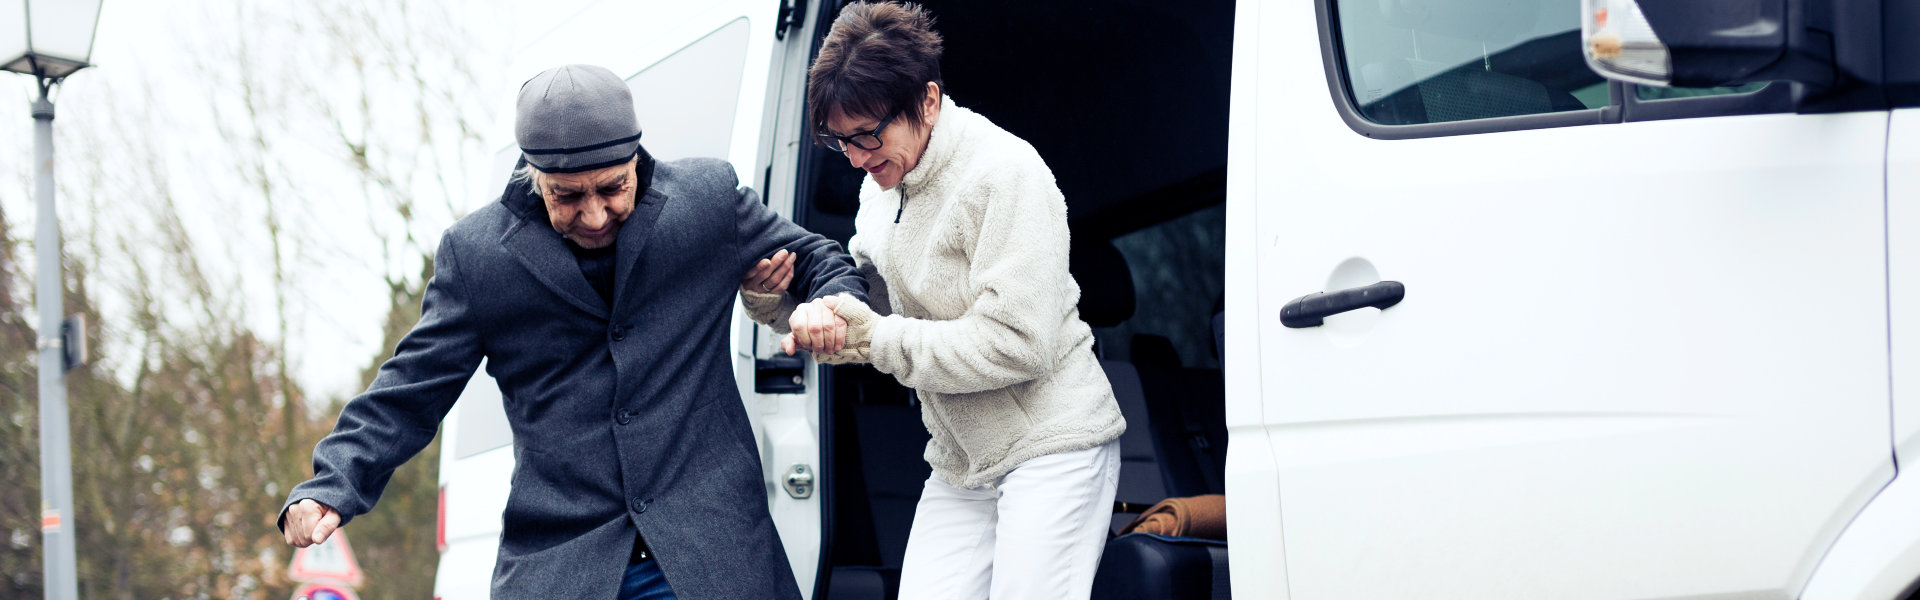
[433,447,511,597]
[501,1,780,185]
[1245,2,1893,598]
[1222,0,1291,598]
[433,367,512,598]
[1890,107,1920,469]
[1799,469,1920,600]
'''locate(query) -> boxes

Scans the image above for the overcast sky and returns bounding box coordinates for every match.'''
[2,0,510,400]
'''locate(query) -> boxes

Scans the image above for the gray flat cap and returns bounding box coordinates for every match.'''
[516,64,642,173]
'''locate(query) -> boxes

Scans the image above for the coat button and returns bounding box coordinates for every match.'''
[631,497,648,513]
[611,324,629,342]
[616,409,633,425]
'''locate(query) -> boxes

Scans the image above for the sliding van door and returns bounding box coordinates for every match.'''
[1894,108,1920,473]
[1243,0,1894,597]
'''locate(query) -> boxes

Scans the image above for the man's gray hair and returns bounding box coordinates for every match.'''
[510,162,547,201]
[511,155,640,202]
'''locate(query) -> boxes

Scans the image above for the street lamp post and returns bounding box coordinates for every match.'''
[2,1,105,598]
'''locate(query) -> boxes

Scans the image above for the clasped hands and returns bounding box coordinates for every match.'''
[742,250,873,363]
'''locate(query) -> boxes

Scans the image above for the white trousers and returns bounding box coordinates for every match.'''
[896,440,1121,600]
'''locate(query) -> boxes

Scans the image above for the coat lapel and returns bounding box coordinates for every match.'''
[500,218,610,320]
[612,183,669,312]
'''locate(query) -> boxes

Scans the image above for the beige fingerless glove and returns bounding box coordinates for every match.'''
[814,294,878,365]
[740,288,796,332]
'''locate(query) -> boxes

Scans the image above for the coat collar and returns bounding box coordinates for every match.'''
[497,148,665,319]
[900,95,969,191]
[499,217,609,319]
[612,170,669,310]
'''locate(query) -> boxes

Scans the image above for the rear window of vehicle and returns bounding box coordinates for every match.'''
[627,17,750,161]
[1332,0,1607,126]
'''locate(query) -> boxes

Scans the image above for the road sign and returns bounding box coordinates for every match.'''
[291,581,360,600]
[287,530,364,587]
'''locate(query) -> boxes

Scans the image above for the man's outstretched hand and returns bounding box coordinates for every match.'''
[282,499,342,548]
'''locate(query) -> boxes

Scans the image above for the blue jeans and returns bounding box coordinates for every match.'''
[619,560,676,600]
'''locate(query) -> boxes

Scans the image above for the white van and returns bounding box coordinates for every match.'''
[436,0,1920,598]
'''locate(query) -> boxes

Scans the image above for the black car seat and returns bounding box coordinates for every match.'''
[821,363,927,600]
[1071,242,1231,600]
[1094,534,1232,600]
[1068,240,1166,529]
[1096,334,1230,600]
[1130,334,1227,498]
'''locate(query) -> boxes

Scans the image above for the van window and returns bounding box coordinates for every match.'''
[1094,204,1226,370]
[626,18,750,161]
[1333,0,1606,126]
[1621,80,1788,121]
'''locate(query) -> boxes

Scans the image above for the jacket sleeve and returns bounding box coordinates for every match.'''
[278,233,483,531]
[740,288,800,333]
[867,162,1070,395]
[732,170,869,310]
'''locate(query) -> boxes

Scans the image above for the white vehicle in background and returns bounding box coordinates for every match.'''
[436,0,1920,598]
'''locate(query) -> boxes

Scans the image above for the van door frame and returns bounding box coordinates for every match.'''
[739,0,839,596]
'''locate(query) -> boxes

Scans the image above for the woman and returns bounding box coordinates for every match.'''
[738,2,1126,598]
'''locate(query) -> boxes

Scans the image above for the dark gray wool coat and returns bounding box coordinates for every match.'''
[280,154,866,599]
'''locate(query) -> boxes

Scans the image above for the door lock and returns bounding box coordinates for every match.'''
[783,464,815,499]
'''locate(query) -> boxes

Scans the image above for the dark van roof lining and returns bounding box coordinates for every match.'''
[918,0,1234,238]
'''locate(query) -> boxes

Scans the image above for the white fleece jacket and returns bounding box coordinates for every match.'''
[746,97,1125,489]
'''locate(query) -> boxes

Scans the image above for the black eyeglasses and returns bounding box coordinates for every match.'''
[816,113,897,152]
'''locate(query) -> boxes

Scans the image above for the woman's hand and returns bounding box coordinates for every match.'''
[784,295,878,364]
[742,249,796,296]
[784,296,847,355]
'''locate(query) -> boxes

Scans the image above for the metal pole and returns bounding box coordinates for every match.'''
[33,82,79,600]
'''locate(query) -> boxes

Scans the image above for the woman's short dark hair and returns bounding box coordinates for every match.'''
[807,1,944,145]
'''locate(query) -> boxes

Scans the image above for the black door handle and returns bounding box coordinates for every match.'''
[1280,281,1405,328]
[755,355,806,394]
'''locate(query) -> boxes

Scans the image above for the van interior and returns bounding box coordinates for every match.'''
[788,1,1236,598]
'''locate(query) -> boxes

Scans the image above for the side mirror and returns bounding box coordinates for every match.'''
[1581,0,1833,89]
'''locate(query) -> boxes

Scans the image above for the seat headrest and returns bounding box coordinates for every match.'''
[1131,334,1181,368]
[1070,240,1134,328]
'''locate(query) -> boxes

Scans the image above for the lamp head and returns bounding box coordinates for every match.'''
[0,0,105,80]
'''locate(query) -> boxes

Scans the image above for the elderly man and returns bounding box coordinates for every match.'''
[276,64,863,599]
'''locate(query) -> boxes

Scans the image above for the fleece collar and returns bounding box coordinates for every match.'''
[901,96,968,191]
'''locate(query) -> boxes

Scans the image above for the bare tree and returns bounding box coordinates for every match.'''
[0,0,500,597]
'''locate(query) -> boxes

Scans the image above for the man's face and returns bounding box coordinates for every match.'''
[540,160,637,249]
